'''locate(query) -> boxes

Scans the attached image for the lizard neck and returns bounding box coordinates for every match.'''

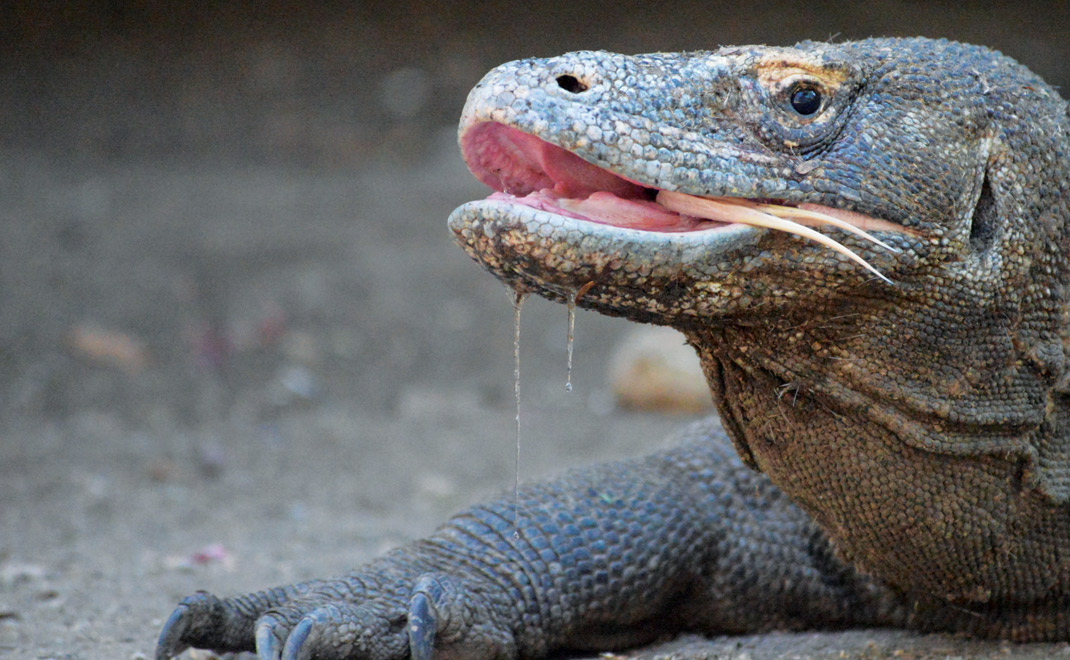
[685,305,1070,606]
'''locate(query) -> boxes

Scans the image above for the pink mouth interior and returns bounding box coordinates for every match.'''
[461,122,726,232]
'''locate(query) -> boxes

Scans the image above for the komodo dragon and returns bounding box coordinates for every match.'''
[157,37,1070,659]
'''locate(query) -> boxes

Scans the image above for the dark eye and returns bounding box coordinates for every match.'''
[789,86,822,115]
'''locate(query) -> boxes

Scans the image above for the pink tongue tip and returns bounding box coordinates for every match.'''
[487,188,715,233]
[562,191,708,230]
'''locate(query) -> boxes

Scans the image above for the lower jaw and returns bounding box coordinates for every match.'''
[448,197,765,320]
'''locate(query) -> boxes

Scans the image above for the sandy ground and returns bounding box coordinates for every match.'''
[2,3,1069,658]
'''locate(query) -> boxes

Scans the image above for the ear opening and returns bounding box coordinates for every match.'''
[968,171,998,253]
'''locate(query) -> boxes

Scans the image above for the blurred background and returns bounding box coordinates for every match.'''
[0,2,1067,657]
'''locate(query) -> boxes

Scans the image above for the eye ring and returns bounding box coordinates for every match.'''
[789,85,822,116]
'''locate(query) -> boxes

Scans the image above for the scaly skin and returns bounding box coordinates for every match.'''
[157,38,1070,659]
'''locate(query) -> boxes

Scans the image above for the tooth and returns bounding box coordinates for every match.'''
[656,191,893,285]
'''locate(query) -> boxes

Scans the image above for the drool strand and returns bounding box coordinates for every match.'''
[565,299,576,393]
[511,291,527,536]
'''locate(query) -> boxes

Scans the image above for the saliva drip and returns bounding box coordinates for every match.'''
[511,291,527,537]
[565,299,576,392]
[565,282,594,392]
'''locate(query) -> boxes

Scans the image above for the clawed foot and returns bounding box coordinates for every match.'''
[156,572,517,660]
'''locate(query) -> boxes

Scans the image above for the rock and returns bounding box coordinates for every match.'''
[608,327,713,414]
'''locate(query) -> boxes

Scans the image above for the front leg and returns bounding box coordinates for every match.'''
[157,421,906,659]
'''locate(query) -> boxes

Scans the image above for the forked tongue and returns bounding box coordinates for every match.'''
[656,191,895,284]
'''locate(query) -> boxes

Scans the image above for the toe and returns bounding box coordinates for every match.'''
[255,613,289,660]
[281,616,314,660]
[155,591,229,659]
[158,583,317,658]
[406,581,440,660]
[261,601,409,659]
[155,602,193,660]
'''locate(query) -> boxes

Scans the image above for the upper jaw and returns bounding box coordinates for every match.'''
[455,52,787,203]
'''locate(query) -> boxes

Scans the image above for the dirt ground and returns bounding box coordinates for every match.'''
[2,3,1069,659]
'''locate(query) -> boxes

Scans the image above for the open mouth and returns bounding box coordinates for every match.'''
[461,122,910,283]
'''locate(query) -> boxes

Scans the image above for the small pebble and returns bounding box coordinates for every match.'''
[67,324,148,373]
[608,326,713,414]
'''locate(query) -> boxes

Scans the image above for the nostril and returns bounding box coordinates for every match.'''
[555,74,588,94]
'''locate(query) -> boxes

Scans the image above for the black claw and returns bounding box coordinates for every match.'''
[256,617,284,660]
[407,589,438,660]
[156,591,229,659]
[155,604,191,660]
[281,616,314,660]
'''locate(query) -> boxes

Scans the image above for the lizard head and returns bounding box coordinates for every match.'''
[450,39,1064,324]
[450,41,943,322]
[450,39,1070,509]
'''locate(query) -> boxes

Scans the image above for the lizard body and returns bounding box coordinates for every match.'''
[157,37,1070,659]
